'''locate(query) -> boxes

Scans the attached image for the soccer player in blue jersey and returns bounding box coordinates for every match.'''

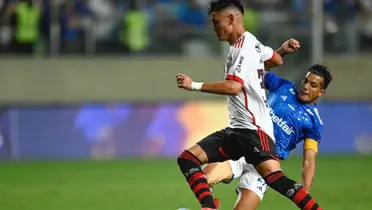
[202,63,332,210]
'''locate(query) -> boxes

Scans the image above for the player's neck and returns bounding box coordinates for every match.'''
[228,28,247,45]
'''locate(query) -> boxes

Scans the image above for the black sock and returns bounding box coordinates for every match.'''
[177,150,216,208]
[264,171,322,210]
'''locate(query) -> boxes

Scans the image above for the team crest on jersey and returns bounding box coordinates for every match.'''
[255,42,261,53]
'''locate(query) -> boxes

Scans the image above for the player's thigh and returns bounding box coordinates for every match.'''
[234,188,261,210]
[195,128,235,163]
[236,165,268,200]
[234,166,267,210]
[234,129,279,167]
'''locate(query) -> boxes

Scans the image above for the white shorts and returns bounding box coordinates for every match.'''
[228,157,268,200]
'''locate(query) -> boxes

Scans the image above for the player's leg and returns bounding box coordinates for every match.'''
[234,164,266,210]
[234,188,261,210]
[202,162,233,187]
[177,144,217,209]
[202,157,245,187]
[177,129,233,209]
[252,131,322,210]
[255,159,322,210]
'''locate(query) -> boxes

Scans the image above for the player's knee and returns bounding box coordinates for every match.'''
[263,170,285,185]
[254,159,281,177]
[177,150,202,169]
[177,152,186,168]
[177,152,183,165]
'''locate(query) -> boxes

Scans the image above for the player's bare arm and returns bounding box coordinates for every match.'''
[265,38,300,69]
[302,139,318,192]
[176,74,243,95]
[202,162,234,187]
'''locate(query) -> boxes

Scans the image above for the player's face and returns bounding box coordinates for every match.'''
[210,11,233,41]
[297,72,325,104]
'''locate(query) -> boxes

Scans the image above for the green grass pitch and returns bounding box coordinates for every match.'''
[0,155,371,210]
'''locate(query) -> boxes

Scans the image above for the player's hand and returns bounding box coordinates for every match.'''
[281,38,300,54]
[176,73,193,91]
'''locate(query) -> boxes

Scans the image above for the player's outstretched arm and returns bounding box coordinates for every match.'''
[199,80,242,95]
[176,73,243,95]
[265,38,300,69]
[302,139,318,192]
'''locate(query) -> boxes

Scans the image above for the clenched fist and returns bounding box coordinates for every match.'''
[176,73,193,91]
[281,38,301,55]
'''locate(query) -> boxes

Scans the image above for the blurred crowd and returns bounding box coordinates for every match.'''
[1,0,372,57]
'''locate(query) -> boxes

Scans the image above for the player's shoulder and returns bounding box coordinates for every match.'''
[231,32,257,51]
[271,75,296,92]
[304,106,324,127]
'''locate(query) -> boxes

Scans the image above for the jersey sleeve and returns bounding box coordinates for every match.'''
[305,120,323,143]
[264,72,291,92]
[225,48,252,86]
[261,45,276,62]
[304,121,322,153]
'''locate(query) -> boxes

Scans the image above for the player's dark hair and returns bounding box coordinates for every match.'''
[208,0,244,16]
[308,64,333,90]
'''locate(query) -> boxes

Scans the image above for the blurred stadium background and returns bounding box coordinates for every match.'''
[0,0,371,209]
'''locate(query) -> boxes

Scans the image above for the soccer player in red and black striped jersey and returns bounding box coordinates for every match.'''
[175,0,323,210]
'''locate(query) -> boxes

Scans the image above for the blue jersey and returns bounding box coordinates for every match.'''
[264,72,323,160]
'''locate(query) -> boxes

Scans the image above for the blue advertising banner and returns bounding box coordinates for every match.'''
[0,102,370,160]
